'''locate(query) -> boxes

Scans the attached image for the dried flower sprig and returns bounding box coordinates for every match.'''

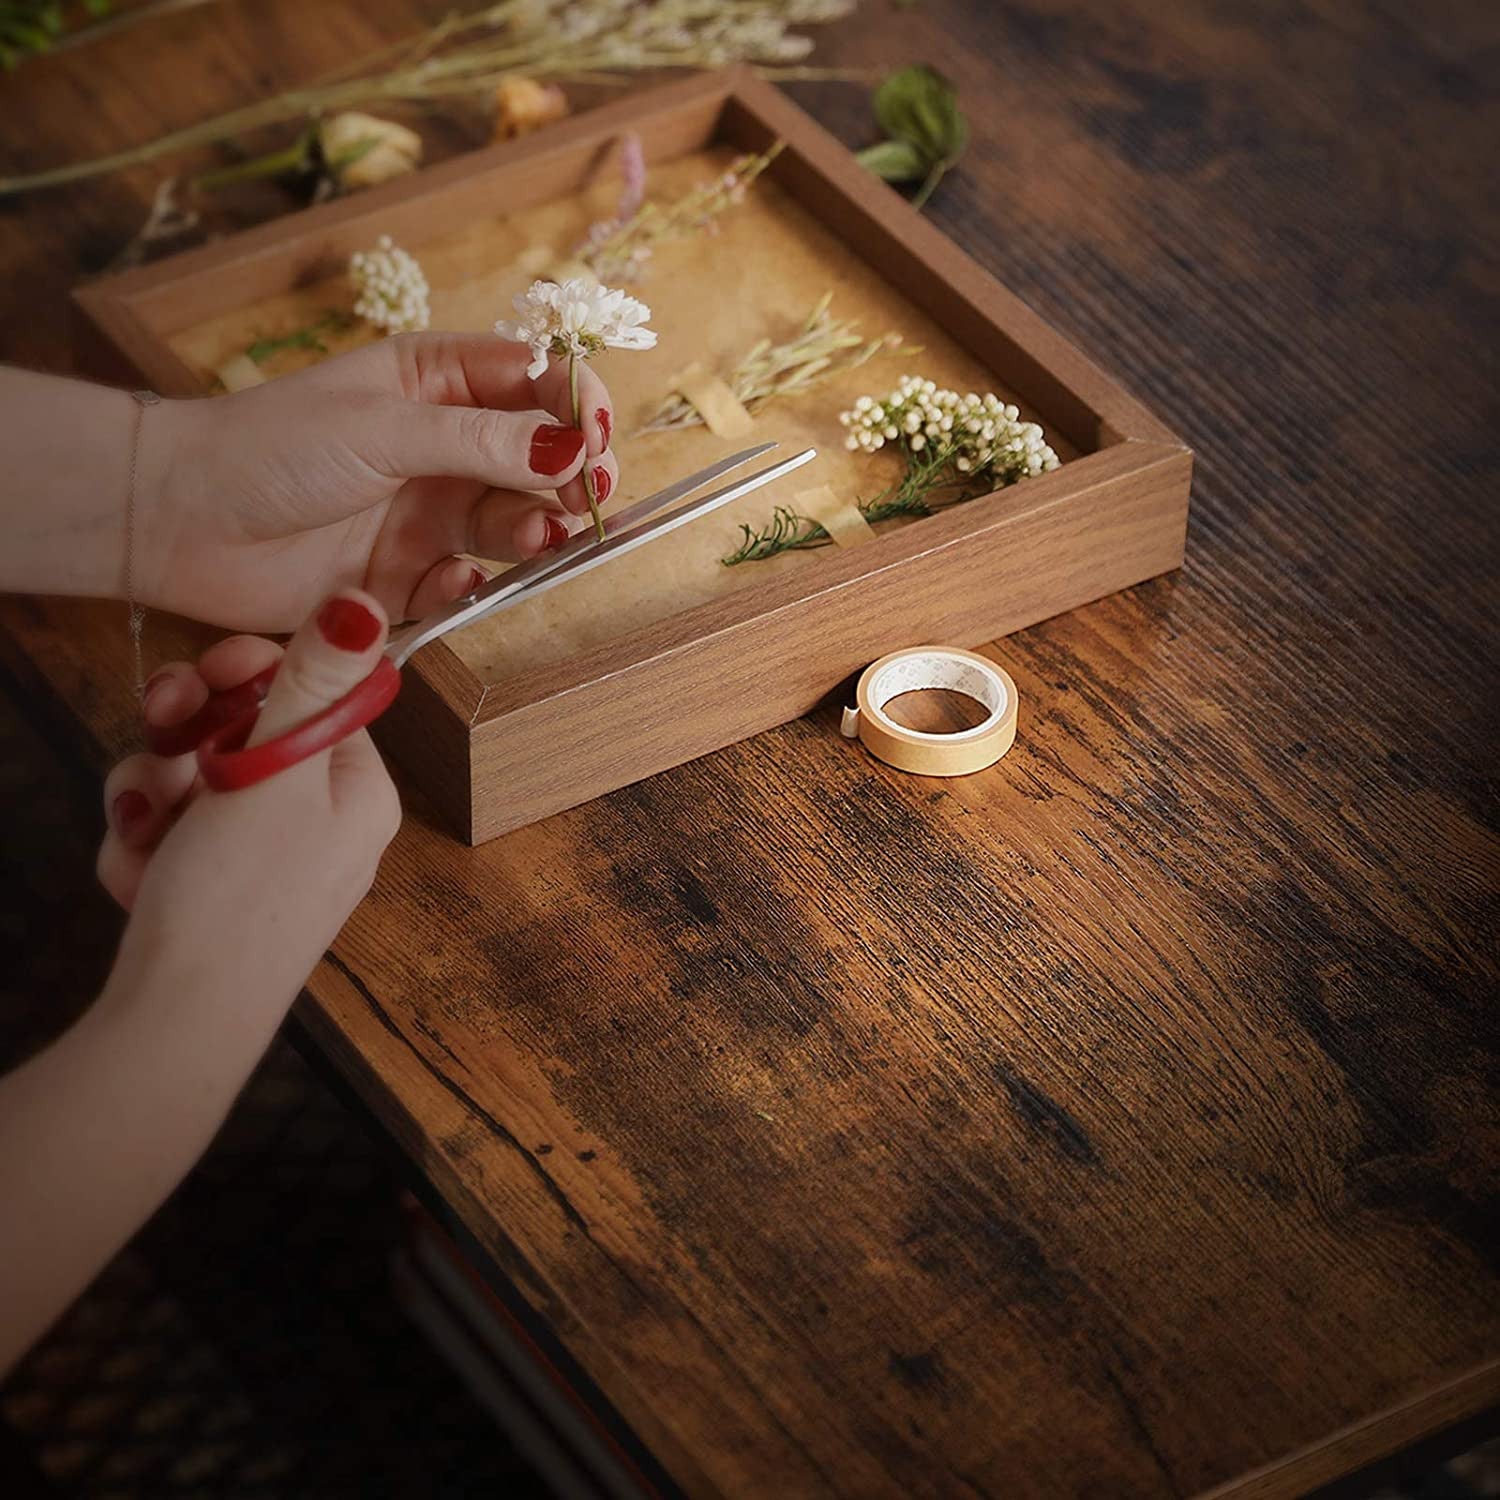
[722,505,832,565]
[192,112,423,196]
[244,310,354,365]
[350,235,431,334]
[496,278,656,540]
[492,76,570,141]
[575,133,648,269]
[0,1,857,197]
[637,292,906,434]
[723,374,1060,564]
[579,142,784,284]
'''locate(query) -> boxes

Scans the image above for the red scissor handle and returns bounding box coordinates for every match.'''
[143,658,402,791]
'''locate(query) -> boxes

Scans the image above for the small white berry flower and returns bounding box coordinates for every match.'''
[349,235,430,335]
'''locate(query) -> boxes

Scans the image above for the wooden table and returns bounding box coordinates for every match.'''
[2,2,1497,1496]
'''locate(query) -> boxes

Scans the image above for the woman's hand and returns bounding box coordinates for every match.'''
[0,590,403,1373]
[98,590,400,990]
[137,333,619,631]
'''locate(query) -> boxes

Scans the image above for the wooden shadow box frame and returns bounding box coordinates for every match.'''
[74,68,1192,845]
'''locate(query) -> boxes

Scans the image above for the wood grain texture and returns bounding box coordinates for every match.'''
[71,71,1191,844]
[1,1,1497,1497]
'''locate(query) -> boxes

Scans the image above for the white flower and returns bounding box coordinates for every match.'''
[319,113,422,191]
[839,374,1061,486]
[349,235,430,334]
[495,277,656,380]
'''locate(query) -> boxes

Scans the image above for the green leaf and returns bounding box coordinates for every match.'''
[324,133,381,175]
[872,65,967,165]
[855,138,927,183]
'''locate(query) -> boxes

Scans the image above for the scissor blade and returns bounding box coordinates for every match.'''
[489,446,816,609]
[386,442,775,665]
[605,440,777,536]
[387,447,816,667]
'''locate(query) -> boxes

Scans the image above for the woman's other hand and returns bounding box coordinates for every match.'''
[99,589,400,998]
[1,590,402,1374]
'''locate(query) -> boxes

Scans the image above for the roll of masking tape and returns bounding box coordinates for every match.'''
[840,646,1018,775]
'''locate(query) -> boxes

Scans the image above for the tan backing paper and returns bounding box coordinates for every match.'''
[169,148,1070,690]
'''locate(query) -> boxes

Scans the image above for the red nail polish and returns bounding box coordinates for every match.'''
[530,423,584,476]
[112,789,150,838]
[543,515,569,551]
[464,565,486,595]
[592,465,612,505]
[595,407,612,446]
[317,596,382,653]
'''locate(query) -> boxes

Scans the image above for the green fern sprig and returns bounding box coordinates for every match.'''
[721,506,833,566]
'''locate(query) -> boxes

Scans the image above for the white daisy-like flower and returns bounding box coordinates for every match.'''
[494,277,656,380]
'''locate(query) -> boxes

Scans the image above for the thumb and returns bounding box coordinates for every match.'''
[248,589,389,749]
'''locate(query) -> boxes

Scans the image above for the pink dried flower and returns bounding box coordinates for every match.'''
[617,133,646,221]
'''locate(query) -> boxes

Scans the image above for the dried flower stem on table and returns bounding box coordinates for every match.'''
[0,0,858,196]
[580,141,784,284]
[637,293,906,434]
[723,375,1060,564]
[193,112,423,195]
[496,279,657,541]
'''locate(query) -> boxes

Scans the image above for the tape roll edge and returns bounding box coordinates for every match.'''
[851,646,1018,777]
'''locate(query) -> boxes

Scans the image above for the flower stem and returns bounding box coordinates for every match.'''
[570,355,605,542]
[910,157,954,212]
[192,128,315,192]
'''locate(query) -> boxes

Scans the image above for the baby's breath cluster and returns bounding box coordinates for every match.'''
[841,375,1059,482]
[348,235,430,335]
[725,371,1062,565]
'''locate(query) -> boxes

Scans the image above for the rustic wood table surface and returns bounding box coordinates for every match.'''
[2,2,1496,1497]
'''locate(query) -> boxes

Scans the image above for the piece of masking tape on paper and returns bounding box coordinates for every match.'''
[672,364,754,438]
[796,483,876,547]
[216,353,267,392]
[841,646,1019,776]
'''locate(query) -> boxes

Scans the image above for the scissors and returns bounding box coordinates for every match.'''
[147,442,815,791]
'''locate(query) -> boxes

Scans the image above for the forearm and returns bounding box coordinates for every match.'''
[0,367,179,603]
[0,917,302,1373]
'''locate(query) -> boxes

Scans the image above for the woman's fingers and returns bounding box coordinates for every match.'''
[102,750,198,851]
[405,556,487,621]
[468,488,576,560]
[382,332,614,457]
[141,661,208,730]
[371,401,589,492]
[556,447,620,520]
[249,589,389,753]
[195,634,285,691]
[535,358,613,458]
[98,749,200,910]
[97,831,148,911]
[99,637,291,910]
